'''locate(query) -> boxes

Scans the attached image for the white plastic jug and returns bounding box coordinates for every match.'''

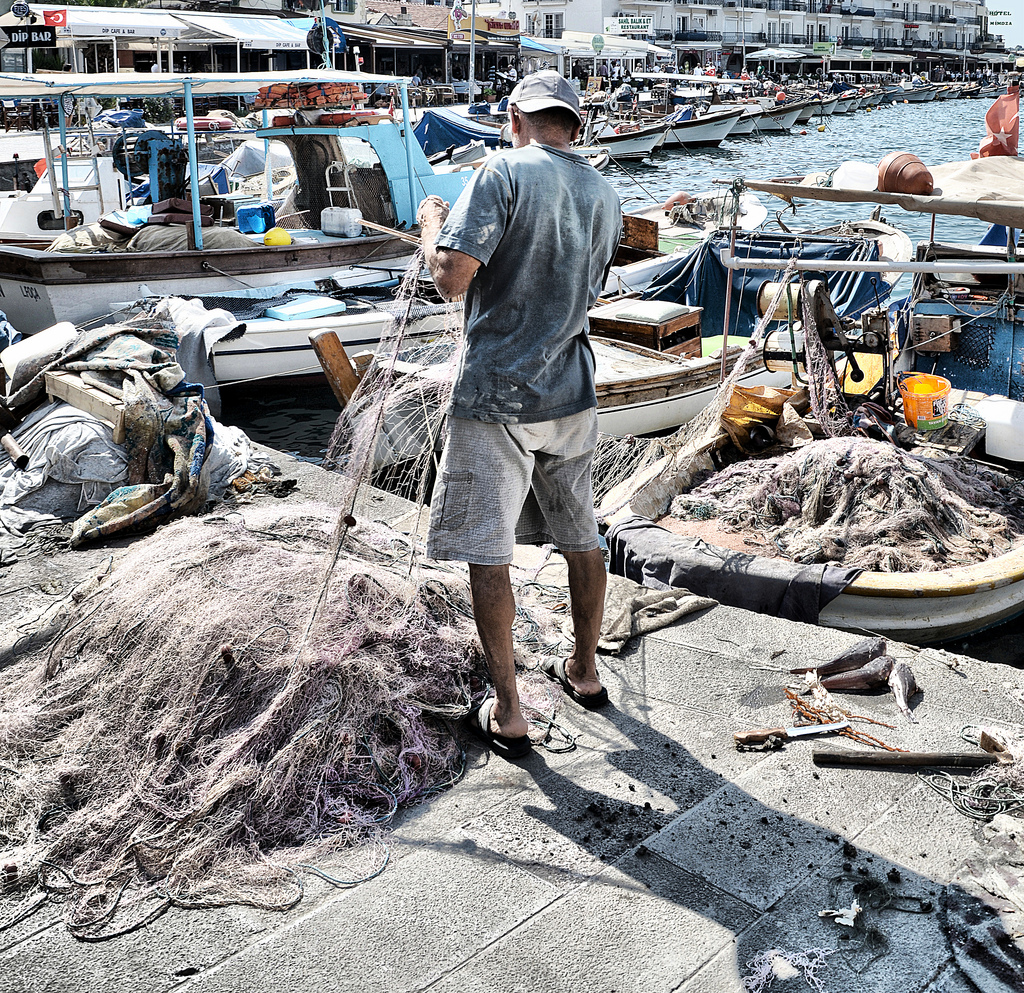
[974,397,1024,462]
[322,207,363,238]
[832,161,878,192]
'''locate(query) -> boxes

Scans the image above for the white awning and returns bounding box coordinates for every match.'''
[174,13,310,51]
[23,4,186,39]
[559,30,654,60]
[744,47,812,60]
[0,69,408,99]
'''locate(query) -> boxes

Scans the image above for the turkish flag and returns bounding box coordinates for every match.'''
[43,10,67,27]
[973,84,1019,159]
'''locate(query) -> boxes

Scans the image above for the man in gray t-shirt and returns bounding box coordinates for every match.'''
[418,71,621,760]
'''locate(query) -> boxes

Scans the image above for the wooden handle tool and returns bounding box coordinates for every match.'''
[813,748,998,769]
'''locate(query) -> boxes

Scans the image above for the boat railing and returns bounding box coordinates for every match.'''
[720,251,1024,275]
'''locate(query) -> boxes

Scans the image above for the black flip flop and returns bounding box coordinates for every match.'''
[540,657,609,710]
[467,694,532,761]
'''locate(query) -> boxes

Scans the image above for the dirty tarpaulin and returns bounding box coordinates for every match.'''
[9,322,215,548]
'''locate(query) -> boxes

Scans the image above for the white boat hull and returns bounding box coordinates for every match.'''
[0,239,413,334]
[663,109,744,147]
[756,105,802,131]
[819,546,1024,644]
[586,130,664,160]
[727,108,764,136]
[212,308,451,384]
[902,86,937,102]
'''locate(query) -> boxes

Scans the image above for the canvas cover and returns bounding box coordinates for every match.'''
[413,109,502,157]
[747,157,1024,228]
[641,231,884,341]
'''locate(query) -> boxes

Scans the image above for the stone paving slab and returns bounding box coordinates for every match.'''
[429,853,758,993]
[184,845,558,993]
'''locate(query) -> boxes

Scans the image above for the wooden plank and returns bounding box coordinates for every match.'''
[44,371,125,444]
[309,329,361,408]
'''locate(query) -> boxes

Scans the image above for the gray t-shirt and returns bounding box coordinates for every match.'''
[435,141,621,424]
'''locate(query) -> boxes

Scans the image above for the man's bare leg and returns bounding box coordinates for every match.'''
[562,548,606,697]
[468,563,529,739]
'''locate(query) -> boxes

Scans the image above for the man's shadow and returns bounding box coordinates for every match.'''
[447,640,1024,993]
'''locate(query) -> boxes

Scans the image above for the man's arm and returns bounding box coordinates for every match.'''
[417,195,481,300]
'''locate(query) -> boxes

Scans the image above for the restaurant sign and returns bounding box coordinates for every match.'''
[812,41,835,55]
[1,25,57,48]
[603,16,654,37]
[448,9,520,43]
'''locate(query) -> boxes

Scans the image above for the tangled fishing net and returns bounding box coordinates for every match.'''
[667,437,1024,572]
[0,504,495,936]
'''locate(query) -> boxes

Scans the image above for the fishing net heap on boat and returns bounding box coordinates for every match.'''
[667,437,1024,572]
[0,503,562,938]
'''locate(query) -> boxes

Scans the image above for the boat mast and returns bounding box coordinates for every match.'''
[468,0,478,104]
[182,80,205,250]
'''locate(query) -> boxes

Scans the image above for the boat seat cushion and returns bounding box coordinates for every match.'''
[599,300,696,325]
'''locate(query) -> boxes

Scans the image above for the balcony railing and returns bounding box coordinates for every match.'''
[720,30,767,42]
[674,30,724,40]
[766,0,808,10]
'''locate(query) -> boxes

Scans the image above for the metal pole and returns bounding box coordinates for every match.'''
[718,219,739,384]
[400,82,416,223]
[719,251,1024,274]
[183,81,205,251]
[57,100,71,228]
[468,0,478,103]
[263,109,272,204]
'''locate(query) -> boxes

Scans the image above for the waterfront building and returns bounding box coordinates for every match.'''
[520,0,1008,74]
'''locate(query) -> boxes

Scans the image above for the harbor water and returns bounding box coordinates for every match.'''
[225,98,1021,663]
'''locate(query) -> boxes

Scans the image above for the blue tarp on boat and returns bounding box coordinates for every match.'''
[413,109,502,157]
[643,232,885,340]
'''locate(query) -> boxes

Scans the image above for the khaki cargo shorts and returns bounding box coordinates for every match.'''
[426,409,600,566]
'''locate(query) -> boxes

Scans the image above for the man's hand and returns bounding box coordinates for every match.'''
[416,194,449,231]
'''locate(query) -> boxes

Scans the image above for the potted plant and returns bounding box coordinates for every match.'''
[482,87,497,102]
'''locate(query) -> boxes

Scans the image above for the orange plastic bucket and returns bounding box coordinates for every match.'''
[898,372,951,431]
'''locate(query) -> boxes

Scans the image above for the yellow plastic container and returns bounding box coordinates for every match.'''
[898,372,951,431]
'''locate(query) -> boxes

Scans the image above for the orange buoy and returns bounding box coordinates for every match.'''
[877,151,934,195]
[799,129,807,135]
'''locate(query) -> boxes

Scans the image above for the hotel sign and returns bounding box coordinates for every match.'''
[448,10,520,43]
[603,16,654,36]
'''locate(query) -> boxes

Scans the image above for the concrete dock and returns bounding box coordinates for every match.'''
[0,449,1021,993]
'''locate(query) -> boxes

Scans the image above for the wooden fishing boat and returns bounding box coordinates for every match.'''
[578,119,668,161]
[659,107,746,148]
[0,70,465,335]
[600,432,1024,644]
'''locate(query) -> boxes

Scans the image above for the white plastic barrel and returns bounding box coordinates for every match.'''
[974,397,1024,462]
